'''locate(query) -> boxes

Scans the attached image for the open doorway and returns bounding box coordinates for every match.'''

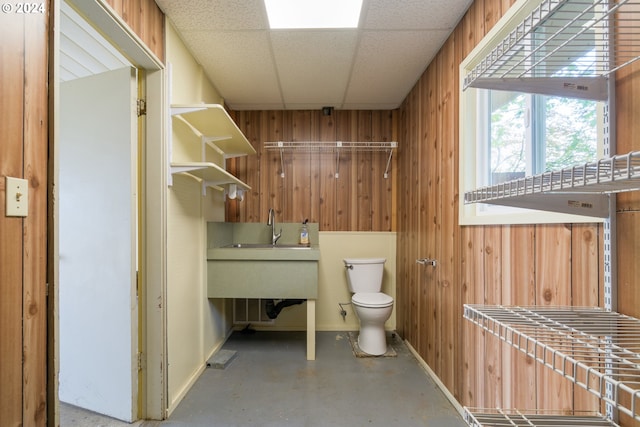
[54,0,167,421]
[58,1,138,421]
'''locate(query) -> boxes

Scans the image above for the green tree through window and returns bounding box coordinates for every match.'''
[544,96,598,171]
[487,92,598,185]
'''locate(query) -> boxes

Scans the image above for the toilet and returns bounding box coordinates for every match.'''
[343,258,394,355]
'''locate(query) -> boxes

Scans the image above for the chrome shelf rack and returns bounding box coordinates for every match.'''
[464,305,640,423]
[464,150,640,218]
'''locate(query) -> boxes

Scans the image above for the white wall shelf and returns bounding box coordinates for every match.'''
[170,162,250,192]
[464,305,640,424]
[464,150,640,217]
[169,103,254,198]
[264,141,397,178]
[463,0,640,101]
[171,104,256,158]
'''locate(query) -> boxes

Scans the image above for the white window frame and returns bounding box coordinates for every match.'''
[459,0,605,225]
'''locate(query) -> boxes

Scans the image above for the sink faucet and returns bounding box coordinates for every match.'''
[267,208,282,245]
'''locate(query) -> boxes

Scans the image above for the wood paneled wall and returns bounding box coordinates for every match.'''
[394,0,640,419]
[227,110,397,231]
[105,0,164,62]
[0,3,49,426]
[614,27,640,427]
[459,224,602,411]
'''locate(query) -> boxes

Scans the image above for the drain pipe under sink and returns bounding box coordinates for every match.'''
[265,299,305,319]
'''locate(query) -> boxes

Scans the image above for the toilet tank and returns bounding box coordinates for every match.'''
[343,258,386,293]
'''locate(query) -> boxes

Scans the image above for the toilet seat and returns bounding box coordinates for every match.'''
[352,292,394,308]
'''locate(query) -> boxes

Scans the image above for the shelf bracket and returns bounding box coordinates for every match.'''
[384,143,396,179]
[204,136,231,156]
[468,77,609,102]
[278,142,285,178]
[471,193,610,218]
[335,142,341,178]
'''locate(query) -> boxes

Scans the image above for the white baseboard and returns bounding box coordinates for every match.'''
[166,327,235,417]
[404,340,465,418]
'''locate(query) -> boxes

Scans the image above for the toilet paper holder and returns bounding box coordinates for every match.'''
[416,258,437,267]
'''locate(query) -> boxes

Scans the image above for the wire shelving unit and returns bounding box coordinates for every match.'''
[464,305,640,424]
[263,141,397,178]
[463,0,640,101]
[461,0,640,425]
[464,408,620,426]
[463,150,640,217]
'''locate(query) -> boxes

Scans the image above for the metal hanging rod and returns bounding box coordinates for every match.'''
[264,141,397,152]
[264,141,397,179]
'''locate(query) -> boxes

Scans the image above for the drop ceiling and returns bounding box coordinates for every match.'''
[154,0,472,111]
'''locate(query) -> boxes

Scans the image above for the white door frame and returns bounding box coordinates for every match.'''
[51,0,167,420]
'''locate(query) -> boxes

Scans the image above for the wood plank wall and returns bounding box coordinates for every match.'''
[614,33,640,426]
[227,110,397,231]
[105,0,165,62]
[394,0,630,418]
[0,1,164,425]
[0,3,49,426]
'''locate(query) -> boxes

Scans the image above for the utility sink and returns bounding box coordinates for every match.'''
[207,245,319,298]
[207,221,320,360]
[225,243,311,249]
[207,222,320,299]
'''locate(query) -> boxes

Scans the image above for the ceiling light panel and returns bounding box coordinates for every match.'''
[265,0,363,29]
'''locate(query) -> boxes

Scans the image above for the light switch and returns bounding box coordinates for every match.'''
[5,177,28,217]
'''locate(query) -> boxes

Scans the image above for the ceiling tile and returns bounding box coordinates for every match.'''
[155,0,268,30]
[270,30,359,107]
[344,29,451,108]
[363,0,472,30]
[180,30,283,108]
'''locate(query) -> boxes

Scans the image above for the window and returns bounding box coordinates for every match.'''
[480,91,599,187]
[459,0,605,225]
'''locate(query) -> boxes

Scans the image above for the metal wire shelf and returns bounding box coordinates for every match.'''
[464,305,640,423]
[463,0,640,100]
[465,408,620,426]
[463,150,640,217]
[264,141,397,152]
[263,141,397,178]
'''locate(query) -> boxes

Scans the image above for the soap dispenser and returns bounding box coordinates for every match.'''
[299,219,310,246]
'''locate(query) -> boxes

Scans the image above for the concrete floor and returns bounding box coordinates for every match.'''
[60,402,144,427]
[62,331,466,427]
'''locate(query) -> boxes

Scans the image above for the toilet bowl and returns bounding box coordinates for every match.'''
[343,258,394,355]
[352,292,394,355]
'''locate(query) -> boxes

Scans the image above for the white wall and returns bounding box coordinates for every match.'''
[166,22,232,413]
